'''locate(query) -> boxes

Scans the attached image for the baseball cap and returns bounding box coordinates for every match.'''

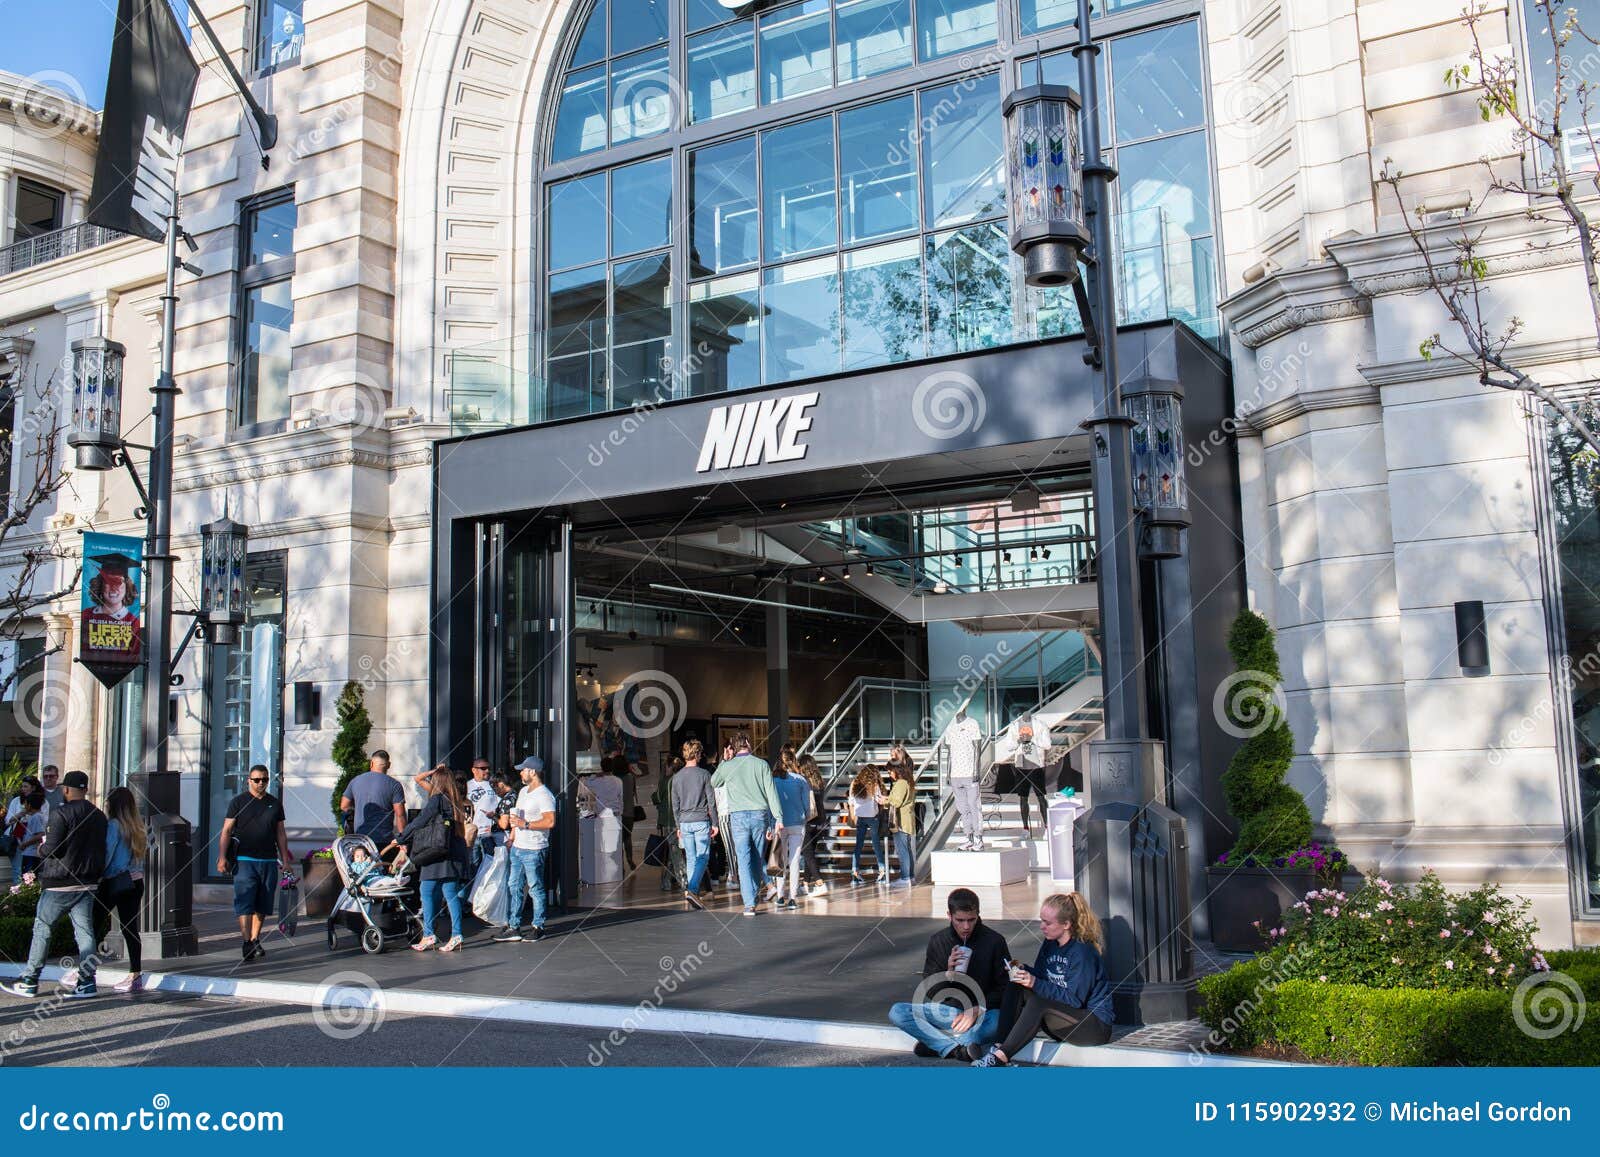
[62,771,90,790]
[515,755,544,773]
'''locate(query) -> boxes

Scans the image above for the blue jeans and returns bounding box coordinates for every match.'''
[727,810,768,909]
[888,1001,1002,1057]
[471,835,497,875]
[679,821,711,893]
[23,889,97,987]
[419,879,464,940]
[505,845,548,931]
[852,814,885,876]
[894,831,915,881]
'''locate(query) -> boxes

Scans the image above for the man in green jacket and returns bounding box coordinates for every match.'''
[711,732,785,915]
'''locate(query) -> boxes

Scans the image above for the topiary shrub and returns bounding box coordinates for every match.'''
[329,680,372,831]
[1217,609,1312,861]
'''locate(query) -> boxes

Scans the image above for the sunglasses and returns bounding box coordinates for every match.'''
[249,777,269,784]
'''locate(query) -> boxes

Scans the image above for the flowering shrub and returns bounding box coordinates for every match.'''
[0,877,43,918]
[1255,870,1545,991]
[1215,841,1349,883]
[306,845,335,861]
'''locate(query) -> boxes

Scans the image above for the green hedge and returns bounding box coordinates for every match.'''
[1198,950,1600,1066]
[0,912,114,963]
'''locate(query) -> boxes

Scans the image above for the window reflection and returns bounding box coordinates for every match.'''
[764,257,840,382]
[836,0,913,81]
[256,0,304,73]
[842,239,924,369]
[925,223,1013,355]
[691,137,760,275]
[572,0,607,66]
[612,254,673,407]
[611,47,673,144]
[610,0,668,56]
[840,96,919,244]
[548,174,607,271]
[611,156,672,256]
[763,116,838,261]
[915,0,996,61]
[761,0,834,103]
[1111,23,1204,141]
[553,65,607,160]
[689,273,763,395]
[689,21,757,122]
[921,74,1005,226]
[547,265,608,419]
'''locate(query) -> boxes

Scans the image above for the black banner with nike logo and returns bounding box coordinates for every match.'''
[87,0,198,242]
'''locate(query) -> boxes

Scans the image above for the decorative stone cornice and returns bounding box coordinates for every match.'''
[1239,383,1383,433]
[1358,336,1600,389]
[0,334,34,381]
[1220,262,1372,350]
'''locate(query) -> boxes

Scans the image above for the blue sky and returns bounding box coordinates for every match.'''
[0,0,191,109]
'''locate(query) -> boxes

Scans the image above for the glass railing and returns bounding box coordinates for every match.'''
[448,208,1217,436]
[0,222,127,277]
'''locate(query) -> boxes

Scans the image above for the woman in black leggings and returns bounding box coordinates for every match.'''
[798,754,829,892]
[1011,718,1050,836]
[98,787,148,994]
[970,892,1114,1066]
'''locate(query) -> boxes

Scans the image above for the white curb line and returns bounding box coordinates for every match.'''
[0,962,1295,1067]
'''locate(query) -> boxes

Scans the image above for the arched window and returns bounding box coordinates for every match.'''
[538,0,1216,424]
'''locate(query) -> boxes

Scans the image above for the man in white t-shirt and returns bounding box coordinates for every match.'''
[945,708,985,850]
[494,756,557,943]
[465,757,500,873]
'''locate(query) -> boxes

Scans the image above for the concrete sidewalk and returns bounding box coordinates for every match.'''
[3,899,1280,1067]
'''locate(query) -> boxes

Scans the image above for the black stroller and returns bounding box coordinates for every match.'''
[325,834,424,954]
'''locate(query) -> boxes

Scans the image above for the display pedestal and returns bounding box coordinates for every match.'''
[579,813,625,884]
[930,847,1029,886]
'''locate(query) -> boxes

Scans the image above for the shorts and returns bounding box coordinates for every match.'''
[232,858,278,916]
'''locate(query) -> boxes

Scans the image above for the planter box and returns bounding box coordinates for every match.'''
[1206,866,1316,953]
[300,858,342,919]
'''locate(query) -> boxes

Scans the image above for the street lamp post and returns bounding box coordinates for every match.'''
[1003,3,1195,1022]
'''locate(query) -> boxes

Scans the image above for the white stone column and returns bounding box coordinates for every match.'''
[37,614,76,774]
[0,165,14,249]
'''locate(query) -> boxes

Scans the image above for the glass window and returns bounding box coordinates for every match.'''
[689,21,757,122]
[921,73,1005,227]
[836,0,913,82]
[689,273,762,395]
[763,257,840,382]
[760,0,833,104]
[552,65,608,160]
[1117,130,1212,249]
[690,137,760,275]
[240,282,294,426]
[915,0,995,62]
[689,0,734,32]
[611,47,673,144]
[1030,47,1108,143]
[1523,0,1600,171]
[610,0,668,56]
[840,96,919,244]
[1543,396,1600,912]
[610,156,672,256]
[13,179,62,242]
[547,265,608,419]
[237,192,296,430]
[763,115,837,261]
[255,0,304,72]
[572,0,608,66]
[246,198,297,265]
[611,253,673,407]
[842,239,923,369]
[548,174,607,270]
[1111,23,1204,141]
[203,556,284,877]
[1018,0,1166,36]
[925,222,1014,354]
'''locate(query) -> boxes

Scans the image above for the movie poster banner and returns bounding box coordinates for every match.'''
[81,531,144,688]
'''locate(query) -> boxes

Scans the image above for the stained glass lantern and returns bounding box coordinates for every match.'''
[67,336,126,471]
[200,515,249,646]
[1126,380,1191,559]
[1002,84,1089,288]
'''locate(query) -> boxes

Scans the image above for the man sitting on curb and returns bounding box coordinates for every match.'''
[887,887,1010,1059]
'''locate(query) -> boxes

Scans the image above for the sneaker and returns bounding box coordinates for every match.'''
[913,1042,940,1058]
[64,985,98,1000]
[526,927,544,942]
[113,974,145,994]
[685,892,706,911]
[809,881,828,896]
[970,1046,1008,1068]
[0,980,38,998]
[492,927,524,943]
[850,875,865,886]
[59,968,80,989]
[782,898,798,911]
[242,939,266,961]
[743,906,756,917]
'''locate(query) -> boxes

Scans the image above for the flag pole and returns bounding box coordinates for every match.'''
[138,204,197,959]
[188,3,277,153]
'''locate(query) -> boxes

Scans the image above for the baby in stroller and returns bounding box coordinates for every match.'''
[327,834,423,953]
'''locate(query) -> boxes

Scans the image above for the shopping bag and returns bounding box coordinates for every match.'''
[471,845,509,922]
[276,872,301,937]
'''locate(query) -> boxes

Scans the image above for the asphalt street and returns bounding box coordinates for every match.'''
[0,990,948,1068]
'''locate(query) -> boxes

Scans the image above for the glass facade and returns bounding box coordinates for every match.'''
[236,191,297,429]
[1522,0,1600,173]
[1544,401,1600,912]
[534,0,1219,424]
